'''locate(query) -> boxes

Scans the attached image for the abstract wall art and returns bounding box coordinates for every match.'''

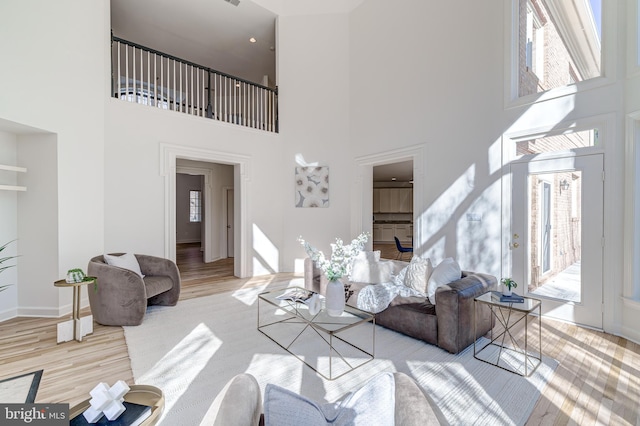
[295,166,329,208]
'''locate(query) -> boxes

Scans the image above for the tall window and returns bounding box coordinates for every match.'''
[519,0,601,98]
[190,190,201,222]
[526,3,545,82]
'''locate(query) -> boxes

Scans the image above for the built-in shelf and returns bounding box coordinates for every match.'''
[0,185,27,192]
[0,164,27,191]
[0,164,27,173]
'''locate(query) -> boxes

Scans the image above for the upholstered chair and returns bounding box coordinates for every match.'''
[87,254,181,326]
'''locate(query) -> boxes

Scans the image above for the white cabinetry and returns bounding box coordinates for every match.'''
[373,223,413,243]
[373,188,412,213]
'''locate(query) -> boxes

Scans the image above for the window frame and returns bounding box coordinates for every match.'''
[189,190,202,223]
[504,0,617,108]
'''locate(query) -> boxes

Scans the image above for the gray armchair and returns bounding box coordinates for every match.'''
[87,254,181,326]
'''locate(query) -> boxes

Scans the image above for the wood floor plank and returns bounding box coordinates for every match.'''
[0,243,638,424]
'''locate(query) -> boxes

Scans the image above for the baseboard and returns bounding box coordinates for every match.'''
[17,306,63,318]
[176,239,202,244]
[0,306,18,322]
[619,325,640,345]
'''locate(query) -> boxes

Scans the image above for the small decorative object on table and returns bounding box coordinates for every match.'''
[500,277,518,296]
[298,232,369,317]
[276,289,313,304]
[71,381,152,426]
[277,289,322,315]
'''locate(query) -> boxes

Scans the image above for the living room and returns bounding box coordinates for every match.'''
[1,0,640,424]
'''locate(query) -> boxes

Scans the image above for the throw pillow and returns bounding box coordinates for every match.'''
[403,256,433,295]
[103,253,145,278]
[350,259,395,284]
[427,257,462,305]
[263,372,395,426]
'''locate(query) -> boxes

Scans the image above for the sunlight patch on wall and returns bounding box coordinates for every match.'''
[418,164,476,257]
[456,180,502,274]
[252,223,279,275]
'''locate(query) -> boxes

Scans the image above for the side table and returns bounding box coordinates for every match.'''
[473,291,542,377]
[53,279,95,343]
[69,384,164,426]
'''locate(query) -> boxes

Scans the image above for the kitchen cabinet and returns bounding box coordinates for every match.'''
[373,224,382,242]
[372,223,413,243]
[373,188,412,213]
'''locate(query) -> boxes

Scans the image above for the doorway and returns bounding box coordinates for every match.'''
[174,159,235,280]
[510,153,604,328]
[372,160,414,260]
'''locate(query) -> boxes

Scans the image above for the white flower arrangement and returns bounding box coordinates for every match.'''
[298,232,370,281]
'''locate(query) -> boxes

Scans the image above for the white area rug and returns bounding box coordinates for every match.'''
[124,279,557,425]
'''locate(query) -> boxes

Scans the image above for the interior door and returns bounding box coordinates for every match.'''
[511,153,603,329]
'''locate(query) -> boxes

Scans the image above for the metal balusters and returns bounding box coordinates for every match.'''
[111,36,277,131]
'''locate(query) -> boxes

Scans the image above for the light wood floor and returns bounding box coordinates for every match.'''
[0,245,638,425]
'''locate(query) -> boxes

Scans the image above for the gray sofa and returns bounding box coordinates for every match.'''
[87,254,181,326]
[304,257,497,354]
[200,372,448,425]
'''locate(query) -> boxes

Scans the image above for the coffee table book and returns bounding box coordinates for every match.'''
[70,401,151,426]
[490,291,525,303]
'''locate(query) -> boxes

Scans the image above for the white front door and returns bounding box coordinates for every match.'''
[510,153,604,329]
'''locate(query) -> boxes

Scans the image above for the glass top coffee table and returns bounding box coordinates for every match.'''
[258,287,375,380]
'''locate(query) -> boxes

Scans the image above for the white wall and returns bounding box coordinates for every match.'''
[277,13,354,269]
[348,0,506,277]
[0,0,107,317]
[347,0,629,338]
[0,132,19,320]
[105,100,284,276]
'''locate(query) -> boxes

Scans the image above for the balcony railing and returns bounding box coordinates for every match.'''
[111,36,278,132]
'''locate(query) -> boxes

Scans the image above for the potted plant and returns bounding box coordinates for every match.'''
[501,277,518,296]
[0,240,17,294]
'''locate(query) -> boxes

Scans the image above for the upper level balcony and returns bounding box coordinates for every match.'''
[111,35,278,133]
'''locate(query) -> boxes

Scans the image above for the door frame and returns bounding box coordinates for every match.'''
[161,143,250,278]
[510,152,604,328]
[501,114,618,331]
[353,145,425,253]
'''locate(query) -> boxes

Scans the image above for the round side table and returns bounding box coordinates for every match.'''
[53,278,96,343]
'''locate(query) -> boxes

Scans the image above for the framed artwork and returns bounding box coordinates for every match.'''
[295,166,329,208]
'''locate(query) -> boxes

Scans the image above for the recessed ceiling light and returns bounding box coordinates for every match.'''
[249,37,256,43]
[391,177,397,181]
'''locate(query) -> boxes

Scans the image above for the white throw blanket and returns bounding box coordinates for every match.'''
[356,281,424,313]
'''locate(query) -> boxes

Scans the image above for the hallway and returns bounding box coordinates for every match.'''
[176,242,234,282]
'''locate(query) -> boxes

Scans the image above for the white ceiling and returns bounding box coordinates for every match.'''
[110,0,277,86]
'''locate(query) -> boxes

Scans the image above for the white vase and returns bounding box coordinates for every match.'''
[503,286,512,296]
[326,279,345,317]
